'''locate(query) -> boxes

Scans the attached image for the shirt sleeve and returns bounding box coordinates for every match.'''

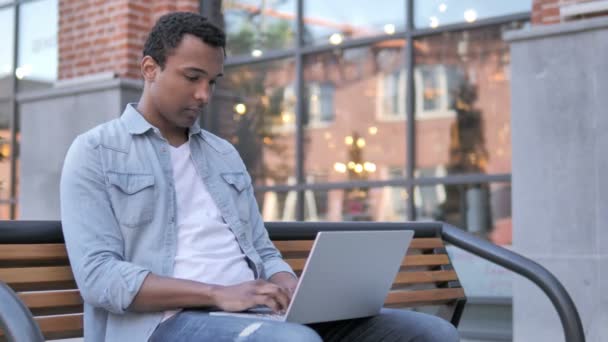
[60,133,150,314]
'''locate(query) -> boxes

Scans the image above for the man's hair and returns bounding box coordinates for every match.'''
[143,12,226,69]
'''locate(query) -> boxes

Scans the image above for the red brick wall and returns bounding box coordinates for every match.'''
[532,0,598,25]
[59,0,199,80]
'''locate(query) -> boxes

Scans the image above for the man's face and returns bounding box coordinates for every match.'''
[145,34,224,130]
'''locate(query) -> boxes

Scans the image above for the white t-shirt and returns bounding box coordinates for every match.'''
[164,141,254,319]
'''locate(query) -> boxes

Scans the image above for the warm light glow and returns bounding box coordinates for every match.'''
[464,9,477,23]
[234,103,247,115]
[251,49,263,57]
[354,164,364,173]
[345,136,354,145]
[334,163,347,173]
[324,132,332,140]
[310,94,318,102]
[363,162,376,173]
[368,126,378,135]
[347,161,356,169]
[384,24,396,35]
[429,16,439,28]
[439,3,447,12]
[356,138,366,148]
[263,137,273,145]
[329,33,343,45]
[15,64,32,80]
[281,112,292,123]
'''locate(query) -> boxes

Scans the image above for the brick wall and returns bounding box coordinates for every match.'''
[59,0,199,80]
[532,0,601,24]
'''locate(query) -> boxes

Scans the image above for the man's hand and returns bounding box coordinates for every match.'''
[269,272,298,300]
[211,279,290,313]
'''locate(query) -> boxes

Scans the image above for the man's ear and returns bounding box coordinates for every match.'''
[141,56,158,81]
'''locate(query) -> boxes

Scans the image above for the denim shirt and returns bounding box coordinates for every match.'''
[60,104,295,342]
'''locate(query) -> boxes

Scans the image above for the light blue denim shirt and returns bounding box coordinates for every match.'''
[60,104,295,342]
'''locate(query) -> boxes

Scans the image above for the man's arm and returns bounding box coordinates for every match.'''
[129,274,290,313]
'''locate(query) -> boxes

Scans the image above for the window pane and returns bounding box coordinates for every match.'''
[303,41,408,184]
[414,23,524,177]
[415,182,512,245]
[304,186,410,222]
[0,101,12,201]
[212,58,296,186]
[0,7,15,98]
[303,0,405,46]
[222,0,296,57]
[414,0,532,28]
[17,0,58,92]
[256,190,298,222]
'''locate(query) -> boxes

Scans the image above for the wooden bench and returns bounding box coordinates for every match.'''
[0,221,466,340]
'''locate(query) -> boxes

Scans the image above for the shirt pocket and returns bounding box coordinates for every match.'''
[106,172,156,228]
[220,172,251,223]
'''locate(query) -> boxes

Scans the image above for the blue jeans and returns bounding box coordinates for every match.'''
[149,308,459,341]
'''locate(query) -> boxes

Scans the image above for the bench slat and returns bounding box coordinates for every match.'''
[18,290,83,309]
[285,254,450,272]
[0,244,69,263]
[385,288,465,307]
[0,266,75,289]
[274,238,444,254]
[393,270,458,286]
[36,314,83,340]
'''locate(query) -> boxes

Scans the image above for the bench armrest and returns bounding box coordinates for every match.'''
[0,281,44,342]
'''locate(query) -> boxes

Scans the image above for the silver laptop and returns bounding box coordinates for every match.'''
[210,230,414,324]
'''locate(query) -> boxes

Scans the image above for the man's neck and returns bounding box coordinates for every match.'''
[136,101,188,147]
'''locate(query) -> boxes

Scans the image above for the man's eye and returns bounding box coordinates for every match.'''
[186,75,199,82]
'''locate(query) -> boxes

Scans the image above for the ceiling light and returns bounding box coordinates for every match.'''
[329,33,343,45]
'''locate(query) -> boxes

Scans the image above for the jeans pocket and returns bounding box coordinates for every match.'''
[107,172,156,227]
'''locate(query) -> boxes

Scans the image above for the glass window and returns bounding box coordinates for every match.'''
[222,0,296,57]
[0,7,15,98]
[303,0,405,46]
[0,101,12,202]
[17,0,58,92]
[415,23,524,177]
[255,190,298,221]
[304,186,410,222]
[303,41,408,184]
[211,58,296,186]
[414,0,532,28]
[415,182,512,244]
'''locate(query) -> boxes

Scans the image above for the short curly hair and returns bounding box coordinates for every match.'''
[143,12,226,69]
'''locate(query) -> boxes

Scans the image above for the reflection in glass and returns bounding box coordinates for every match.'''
[17,0,58,92]
[302,41,408,184]
[415,23,523,179]
[255,190,297,222]
[414,0,531,28]
[415,182,512,244]
[211,58,296,186]
[303,0,404,46]
[0,7,15,98]
[0,101,12,202]
[303,186,409,222]
[222,0,296,57]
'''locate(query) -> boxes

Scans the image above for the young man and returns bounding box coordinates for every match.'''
[60,12,459,342]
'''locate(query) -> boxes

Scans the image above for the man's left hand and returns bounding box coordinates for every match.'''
[268,272,298,300]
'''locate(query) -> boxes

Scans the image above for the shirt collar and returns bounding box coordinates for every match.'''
[121,103,203,137]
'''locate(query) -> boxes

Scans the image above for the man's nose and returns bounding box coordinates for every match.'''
[194,83,211,105]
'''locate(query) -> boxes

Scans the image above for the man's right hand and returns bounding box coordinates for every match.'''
[211,279,291,313]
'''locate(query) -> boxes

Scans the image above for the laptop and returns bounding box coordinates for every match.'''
[210,230,414,324]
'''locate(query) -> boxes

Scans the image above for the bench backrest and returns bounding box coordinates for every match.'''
[0,222,466,340]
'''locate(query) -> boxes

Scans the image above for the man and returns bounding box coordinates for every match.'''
[60,12,459,342]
